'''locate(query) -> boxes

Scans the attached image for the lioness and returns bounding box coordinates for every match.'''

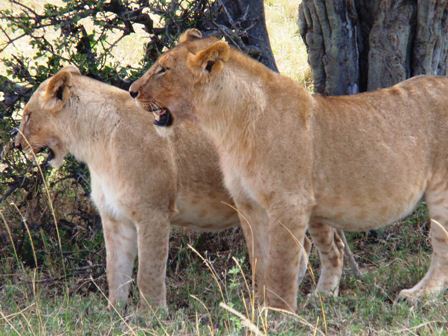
[14,66,245,309]
[129,29,448,311]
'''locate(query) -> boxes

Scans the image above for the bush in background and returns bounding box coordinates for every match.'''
[0,0,216,289]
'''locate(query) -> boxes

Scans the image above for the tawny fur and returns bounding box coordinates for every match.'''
[14,67,307,310]
[130,30,448,312]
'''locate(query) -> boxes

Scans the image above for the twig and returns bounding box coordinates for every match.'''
[0,177,26,204]
[218,0,237,28]
[10,0,40,18]
[337,229,363,277]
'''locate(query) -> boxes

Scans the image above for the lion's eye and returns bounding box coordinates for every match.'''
[156,66,169,76]
[24,112,31,125]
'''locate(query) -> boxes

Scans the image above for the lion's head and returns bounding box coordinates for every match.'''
[14,65,80,168]
[129,29,230,127]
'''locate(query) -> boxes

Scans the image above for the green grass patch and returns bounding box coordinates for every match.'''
[1,205,448,335]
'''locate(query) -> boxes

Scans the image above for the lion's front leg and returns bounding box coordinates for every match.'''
[233,196,269,298]
[223,168,270,299]
[101,213,137,309]
[135,211,170,311]
[264,199,312,312]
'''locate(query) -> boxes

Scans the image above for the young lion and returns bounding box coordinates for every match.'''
[14,66,245,309]
[129,29,448,311]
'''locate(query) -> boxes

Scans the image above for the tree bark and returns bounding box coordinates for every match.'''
[366,0,416,90]
[412,0,448,76]
[202,0,278,71]
[299,0,359,95]
[298,0,448,95]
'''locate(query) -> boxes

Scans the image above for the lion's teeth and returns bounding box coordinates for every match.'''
[148,105,166,116]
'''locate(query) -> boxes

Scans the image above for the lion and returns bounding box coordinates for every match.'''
[14,65,271,310]
[129,29,448,312]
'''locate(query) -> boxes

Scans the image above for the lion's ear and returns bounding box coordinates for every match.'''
[178,29,202,44]
[187,40,230,75]
[61,65,81,75]
[42,70,72,112]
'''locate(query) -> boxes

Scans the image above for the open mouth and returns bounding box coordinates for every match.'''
[147,103,173,127]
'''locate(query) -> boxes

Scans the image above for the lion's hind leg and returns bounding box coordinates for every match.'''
[398,185,448,302]
[308,222,344,296]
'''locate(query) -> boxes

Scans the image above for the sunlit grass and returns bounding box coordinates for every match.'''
[265,0,309,83]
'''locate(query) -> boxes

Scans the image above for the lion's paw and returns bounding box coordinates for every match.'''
[395,288,442,306]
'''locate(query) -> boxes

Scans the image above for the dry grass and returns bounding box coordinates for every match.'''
[265,0,309,82]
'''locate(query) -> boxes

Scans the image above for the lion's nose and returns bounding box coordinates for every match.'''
[129,90,139,98]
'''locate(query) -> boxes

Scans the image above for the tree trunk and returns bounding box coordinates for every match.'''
[298,0,360,95]
[201,0,278,71]
[299,0,448,95]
